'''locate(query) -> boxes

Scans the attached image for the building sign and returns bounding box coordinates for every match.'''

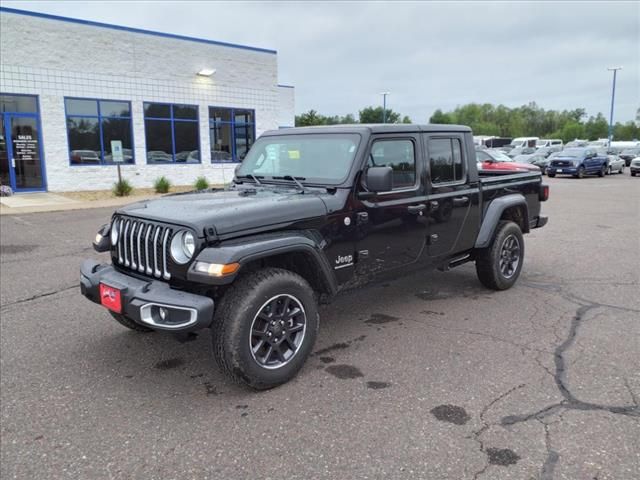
[14,134,38,161]
[111,140,124,163]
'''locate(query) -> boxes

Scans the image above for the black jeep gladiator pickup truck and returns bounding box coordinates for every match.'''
[81,124,549,389]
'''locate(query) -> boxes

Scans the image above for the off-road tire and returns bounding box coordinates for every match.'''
[109,311,153,332]
[475,221,524,291]
[211,268,319,390]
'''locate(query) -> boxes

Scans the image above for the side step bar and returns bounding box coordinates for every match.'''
[437,253,473,272]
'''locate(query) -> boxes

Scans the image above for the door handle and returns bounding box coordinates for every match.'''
[407,204,426,215]
[453,196,469,206]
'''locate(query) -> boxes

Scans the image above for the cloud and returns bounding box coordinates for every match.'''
[4,0,639,122]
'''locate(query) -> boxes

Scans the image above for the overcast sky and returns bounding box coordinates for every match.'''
[4,1,639,123]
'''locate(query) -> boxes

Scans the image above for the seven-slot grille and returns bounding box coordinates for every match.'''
[112,216,173,280]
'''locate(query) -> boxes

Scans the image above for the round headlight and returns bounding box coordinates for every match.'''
[170,230,195,264]
[110,219,120,245]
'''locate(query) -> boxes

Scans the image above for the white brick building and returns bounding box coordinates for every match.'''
[0,7,295,192]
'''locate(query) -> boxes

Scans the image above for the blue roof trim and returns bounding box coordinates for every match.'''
[277,84,295,89]
[0,6,277,55]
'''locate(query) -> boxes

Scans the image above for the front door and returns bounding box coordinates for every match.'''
[354,135,428,276]
[2,113,45,192]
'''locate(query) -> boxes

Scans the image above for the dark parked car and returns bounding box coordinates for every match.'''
[547,148,608,178]
[81,124,548,389]
[619,148,640,167]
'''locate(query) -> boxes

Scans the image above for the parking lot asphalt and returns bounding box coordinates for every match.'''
[1,172,639,480]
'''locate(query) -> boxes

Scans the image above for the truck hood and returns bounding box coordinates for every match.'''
[117,187,330,236]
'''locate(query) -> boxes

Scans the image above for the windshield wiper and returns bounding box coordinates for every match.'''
[236,174,264,185]
[273,175,307,192]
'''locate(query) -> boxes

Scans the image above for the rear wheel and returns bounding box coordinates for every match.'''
[109,311,153,332]
[211,268,319,390]
[475,221,524,290]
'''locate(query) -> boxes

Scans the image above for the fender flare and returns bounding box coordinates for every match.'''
[474,194,529,249]
[186,232,338,294]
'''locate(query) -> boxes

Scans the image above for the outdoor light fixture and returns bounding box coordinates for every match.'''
[197,68,216,77]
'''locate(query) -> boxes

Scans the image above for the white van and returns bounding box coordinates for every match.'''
[536,139,563,148]
[510,137,539,148]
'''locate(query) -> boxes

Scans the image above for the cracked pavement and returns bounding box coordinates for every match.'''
[1,174,639,479]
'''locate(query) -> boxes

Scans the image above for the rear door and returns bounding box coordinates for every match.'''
[423,133,479,258]
[354,135,428,275]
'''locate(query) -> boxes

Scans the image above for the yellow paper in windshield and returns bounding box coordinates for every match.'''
[288,150,300,160]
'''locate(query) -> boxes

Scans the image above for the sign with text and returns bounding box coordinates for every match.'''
[110,140,124,163]
[14,134,39,162]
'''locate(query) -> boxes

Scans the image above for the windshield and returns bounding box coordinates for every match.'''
[558,148,585,158]
[536,140,548,147]
[509,141,524,148]
[236,134,361,184]
[622,148,640,155]
[488,151,513,162]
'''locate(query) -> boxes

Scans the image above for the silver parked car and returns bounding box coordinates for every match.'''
[596,149,625,174]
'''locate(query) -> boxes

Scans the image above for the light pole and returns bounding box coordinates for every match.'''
[380,92,390,123]
[607,66,622,147]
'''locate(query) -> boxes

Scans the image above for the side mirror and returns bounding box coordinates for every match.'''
[366,166,393,192]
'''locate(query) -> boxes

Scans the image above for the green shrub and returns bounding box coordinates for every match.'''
[194,176,209,191]
[153,176,171,194]
[113,179,133,197]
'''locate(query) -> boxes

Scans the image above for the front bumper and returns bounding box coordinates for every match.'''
[630,166,640,174]
[80,259,215,332]
[547,166,577,175]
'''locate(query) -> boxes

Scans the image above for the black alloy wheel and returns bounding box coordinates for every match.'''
[250,294,307,369]
[498,234,521,279]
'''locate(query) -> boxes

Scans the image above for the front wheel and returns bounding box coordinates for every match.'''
[475,221,525,290]
[576,166,585,179]
[211,268,319,390]
[547,173,556,178]
[598,165,606,177]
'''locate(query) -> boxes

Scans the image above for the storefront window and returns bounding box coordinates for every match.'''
[144,103,200,163]
[65,98,134,165]
[209,107,255,163]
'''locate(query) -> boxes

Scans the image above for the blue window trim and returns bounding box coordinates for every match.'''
[0,92,48,192]
[0,7,277,55]
[208,107,256,164]
[143,102,201,165]
[64,96,135,167]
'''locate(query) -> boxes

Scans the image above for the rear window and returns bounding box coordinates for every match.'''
[428,137,464,184]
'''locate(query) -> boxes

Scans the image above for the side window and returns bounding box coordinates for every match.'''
[370,139,416,189]
[428,137,465,184]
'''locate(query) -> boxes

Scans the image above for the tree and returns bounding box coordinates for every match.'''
[429,109,452,124]
[584,113,609,140]
[295,109,326,127]
[613,121,640,141]
[359,106,401,124]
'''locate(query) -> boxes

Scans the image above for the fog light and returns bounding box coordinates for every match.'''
[159,307,168,321]
[194,261,240,277]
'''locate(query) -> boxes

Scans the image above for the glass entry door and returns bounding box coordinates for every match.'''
[2,113,45,191]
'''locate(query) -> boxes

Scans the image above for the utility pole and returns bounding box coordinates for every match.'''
[380,92,390,123]
[607,66,622,147]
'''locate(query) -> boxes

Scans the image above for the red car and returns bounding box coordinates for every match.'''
[476,149,540,172]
